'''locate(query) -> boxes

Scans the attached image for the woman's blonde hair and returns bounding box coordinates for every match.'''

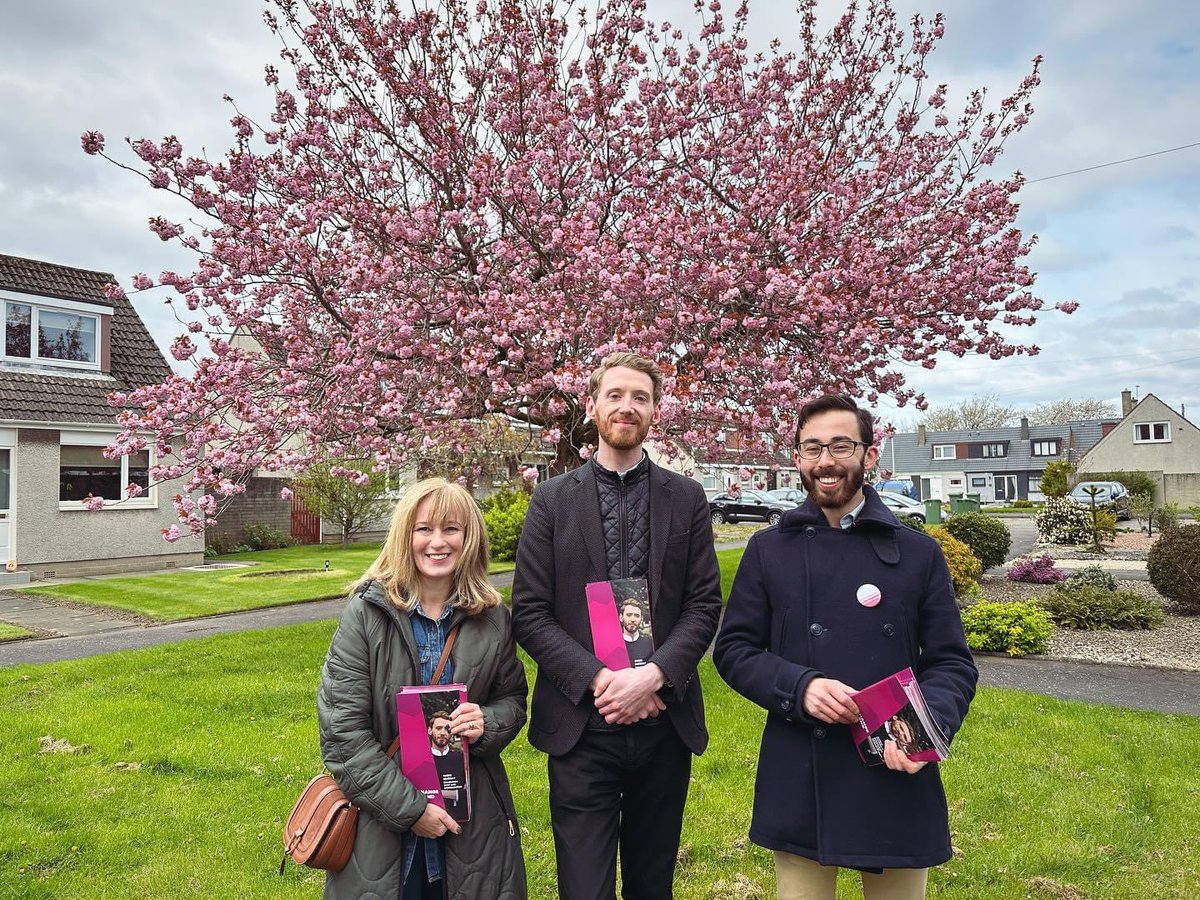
[357,477,501,614]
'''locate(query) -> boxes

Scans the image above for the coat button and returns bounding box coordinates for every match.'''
[780,699,792,712]
[809,623,824,636]
[804,526,816,537]
[813,726,827,739]
[883,623,895,637]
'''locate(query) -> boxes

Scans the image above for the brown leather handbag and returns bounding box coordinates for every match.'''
[280,623,461,875]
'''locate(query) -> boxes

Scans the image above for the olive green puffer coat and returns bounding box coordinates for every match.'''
[318,582,528,899]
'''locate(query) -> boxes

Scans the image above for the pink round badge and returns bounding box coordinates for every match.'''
[856,584,881,608]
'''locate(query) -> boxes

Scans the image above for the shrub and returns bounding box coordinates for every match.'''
[1034,497,1092,544]
[1152,503,1181,534]
[482,489,530,562]
[1129,491,1156,535]
[1061,564,1117,592]
[1007,555,1066,584]
[1013,499,1035,509]
[961,600,1053,657]
[1147,523,1200,613]
[241,522,298,551]
[1039,460,1074,498]
[1043,584,1165,630]
[925,526,983,597]
[943,512,1012,569]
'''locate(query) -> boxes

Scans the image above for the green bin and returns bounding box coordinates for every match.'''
[947,492,964,515]
[924,499,942,524]
[963,493,982,513]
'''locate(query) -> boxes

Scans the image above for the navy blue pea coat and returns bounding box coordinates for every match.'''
[713,487,977,870]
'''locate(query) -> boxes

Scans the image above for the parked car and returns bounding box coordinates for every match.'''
[878,491,928,525]
[876,479,917,499]
[767,487,807,504]
[709,490,797,526]
[1069,481,1131,520]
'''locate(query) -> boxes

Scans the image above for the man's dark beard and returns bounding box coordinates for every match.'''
[800,463,866,510]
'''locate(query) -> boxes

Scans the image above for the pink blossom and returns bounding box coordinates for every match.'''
[82,495,106,511]
[280,487,294,500]
[125,483,144,499]
[80,131,105,155]
[521,467,539,483]
[161,525,183,542]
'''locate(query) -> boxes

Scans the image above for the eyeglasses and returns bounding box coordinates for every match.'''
[796,439,868,460]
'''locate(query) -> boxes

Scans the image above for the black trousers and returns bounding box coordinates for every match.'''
[548,722,692,900]
[402,842,447,900]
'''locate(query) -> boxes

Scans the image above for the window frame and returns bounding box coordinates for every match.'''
[1133,422,1171,444]
[2,293,104,371]
[1031,439,1059,457]
[58,431,157,510]
[980,442,1007,458]
[932,444,956,460]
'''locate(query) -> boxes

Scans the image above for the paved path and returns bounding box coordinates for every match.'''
[3,533,1197,717]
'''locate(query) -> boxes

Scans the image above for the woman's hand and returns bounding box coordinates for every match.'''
[411,803,461,838]
[883,739,928,774]
[449,702,486,744]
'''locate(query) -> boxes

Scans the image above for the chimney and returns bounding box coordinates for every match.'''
[1121,389,1134,417]
[917,424,926,446]
[1020,416,1029,439]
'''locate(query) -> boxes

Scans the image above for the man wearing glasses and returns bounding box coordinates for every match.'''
[714,395,977,900]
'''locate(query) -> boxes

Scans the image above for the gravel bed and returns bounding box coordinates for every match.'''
[978,576,1200,672]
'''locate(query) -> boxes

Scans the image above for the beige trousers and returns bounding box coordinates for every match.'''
[775,850,929,900]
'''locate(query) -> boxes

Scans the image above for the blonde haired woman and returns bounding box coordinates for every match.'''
[318,478,527,899]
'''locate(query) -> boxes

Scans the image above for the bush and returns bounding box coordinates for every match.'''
[943,512,1012,569]
[1039,460,1074,498]
[925,526,983,597]
[1043,584,1165,630]
[961,600,1053,657]
[1061,564,1117,592]
[482,489,530,562]
[241,522,298,551]
[1034,497,1092,544]
[1007,555,1066,584]
[1152,503,1182,534]
[1013,499,1035,509]
[1147,523,1200,613]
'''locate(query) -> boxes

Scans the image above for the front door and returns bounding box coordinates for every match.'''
[995,475,1017,502]
[0,447,13,566]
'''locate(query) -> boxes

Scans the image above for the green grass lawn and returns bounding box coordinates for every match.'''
[1,627,1196,898]
[0,621,35,642]
[19,543,516,623]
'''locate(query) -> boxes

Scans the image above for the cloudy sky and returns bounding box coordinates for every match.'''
[2,0,1197,426]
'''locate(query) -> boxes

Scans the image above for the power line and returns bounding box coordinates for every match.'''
[903,346,1200,374]
[1026,141,1200,184]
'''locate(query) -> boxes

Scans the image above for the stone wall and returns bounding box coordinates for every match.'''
[205,477,293,549]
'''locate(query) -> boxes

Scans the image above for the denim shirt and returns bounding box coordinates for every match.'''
[402,601,456,887]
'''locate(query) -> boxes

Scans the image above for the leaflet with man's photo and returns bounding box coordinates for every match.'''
[848,667,949,767]
[395,684,471,823]
[585,577,654,669]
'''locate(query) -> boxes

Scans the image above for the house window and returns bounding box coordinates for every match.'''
[702,474,717,489]
[970,477,988,488]
[1028,477,1041,493]
[3,299,100,367]
[59,436,154,508]
[981,443,1007,458]
[1031,440,1059,457]
[1133,422,1171,443]
[933,445,956,460]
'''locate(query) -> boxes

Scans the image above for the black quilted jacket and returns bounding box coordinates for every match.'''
[593,455,651,580]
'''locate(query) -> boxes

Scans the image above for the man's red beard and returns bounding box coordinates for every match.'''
[597,413,651,451]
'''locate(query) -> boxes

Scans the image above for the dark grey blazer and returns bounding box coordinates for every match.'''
[511,459,722,757]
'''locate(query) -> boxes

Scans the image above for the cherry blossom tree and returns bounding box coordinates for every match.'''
[85,0,1071,537]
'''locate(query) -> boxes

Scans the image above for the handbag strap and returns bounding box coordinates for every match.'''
[384,621,462,760]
